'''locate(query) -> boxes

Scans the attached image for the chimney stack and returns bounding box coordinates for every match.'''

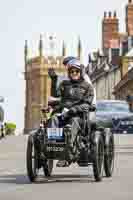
[102,11,119,54]
[126,0,133,35]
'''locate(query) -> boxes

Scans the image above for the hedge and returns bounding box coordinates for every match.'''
[4,122,16,135]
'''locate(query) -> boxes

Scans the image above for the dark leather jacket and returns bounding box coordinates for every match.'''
[56,78,94,114]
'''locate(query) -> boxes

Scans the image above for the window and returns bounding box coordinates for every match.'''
[97,101,130,113]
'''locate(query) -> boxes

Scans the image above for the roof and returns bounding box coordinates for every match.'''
[114,67,133,92]
[90,62,119,83]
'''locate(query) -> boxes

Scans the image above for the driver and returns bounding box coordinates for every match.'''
[63,56,96,106]
[48,59,94,167]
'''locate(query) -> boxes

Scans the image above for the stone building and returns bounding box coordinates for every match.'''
[87,51,121,100]
[114,48,133,109]
[89,7,121,100]
[24,35,82,133]
[113,0,133,107]
[88,0,133,101]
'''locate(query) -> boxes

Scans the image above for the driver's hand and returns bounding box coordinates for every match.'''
[48,68,57,79]
[62,108,69,114]
[56,108,69,120]
[56,113,62,117]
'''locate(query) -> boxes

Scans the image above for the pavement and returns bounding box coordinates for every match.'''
[0,134,133,200]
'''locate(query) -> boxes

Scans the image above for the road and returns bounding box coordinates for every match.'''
[0,135,133,200]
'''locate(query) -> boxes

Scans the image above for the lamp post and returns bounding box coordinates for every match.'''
[104,64,110,99]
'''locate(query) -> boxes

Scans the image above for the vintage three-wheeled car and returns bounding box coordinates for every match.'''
[26,69,115,182]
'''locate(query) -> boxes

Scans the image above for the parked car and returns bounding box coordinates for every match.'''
[96,100,133,134]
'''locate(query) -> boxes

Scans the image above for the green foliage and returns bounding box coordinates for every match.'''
[4,122,16,135]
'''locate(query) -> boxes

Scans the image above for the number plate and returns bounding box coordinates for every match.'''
[46,146,64,152]
[47,128,64,140]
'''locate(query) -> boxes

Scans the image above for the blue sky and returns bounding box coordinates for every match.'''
[0,0,128,131]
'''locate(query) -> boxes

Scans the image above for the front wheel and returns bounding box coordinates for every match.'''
[104,130,114,177]
[92,131,104,182]
[26,135,39,182]
[43,159,53,177]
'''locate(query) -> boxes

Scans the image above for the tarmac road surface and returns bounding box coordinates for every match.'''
[0,134,133,200]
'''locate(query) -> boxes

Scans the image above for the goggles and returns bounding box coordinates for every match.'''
[69,68,80,74]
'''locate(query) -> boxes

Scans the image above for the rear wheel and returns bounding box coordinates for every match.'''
[26,135,39,182]
[104,131,114,177]
[92,131,104,182]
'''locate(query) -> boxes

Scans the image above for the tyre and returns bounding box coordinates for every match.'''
[104,130,114,177]
[92,131,104,182]
[26,135,39,182]
[43,159,53,177]
[77,150,89,167]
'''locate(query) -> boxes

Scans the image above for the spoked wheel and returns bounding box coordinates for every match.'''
[43,159,53,177]
[26,135,39,182]
[92,131,104,182]
[104,131,115,177]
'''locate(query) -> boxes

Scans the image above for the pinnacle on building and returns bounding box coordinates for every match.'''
[24,40,28,66]
[77,36,82,60]
[39,34,43,57]
[62,40,66,57]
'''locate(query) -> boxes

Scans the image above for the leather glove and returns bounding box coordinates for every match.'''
[61,108,70,120]
[48,68,57,79]
[68,107,77,115]
[72,104,90,113]
[55,108,69,120]
[61,108,77,120]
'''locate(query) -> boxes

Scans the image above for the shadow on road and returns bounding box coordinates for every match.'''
[34,173,109,184]
[0,174,30,185]
[35,174,96,184]
[0,173,103,184]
